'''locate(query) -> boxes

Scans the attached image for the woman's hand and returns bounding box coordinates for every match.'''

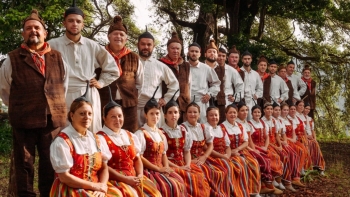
[194,155,207,166]
[158,167,173,174]
[92,191,106,197]
[179,165,191,171]
[281,141,288,146]
[125,176,142,187]
[260,146,268,152]
[92,182,107,193]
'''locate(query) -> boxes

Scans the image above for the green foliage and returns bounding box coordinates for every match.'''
[0,120,12,154]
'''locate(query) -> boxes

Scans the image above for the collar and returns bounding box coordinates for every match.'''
[65,124,90,139]
[184,121,199,128]
[224,120,238,128]
[102,125,124,136]
[63,34,85,46]
[241,66,252,73]
[189,61,201,68]
[143,123,158,133]
[162,123,180,132]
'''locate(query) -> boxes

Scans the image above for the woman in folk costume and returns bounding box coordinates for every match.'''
[288,101,312,174]
[247,99,283,194]
[220,101,262,197]
[301,102,325,174]
[97,87,162,197]
[273,102,301,192]
[261,100,289,190]
[204,98,249,197]
[160,90,211,197]
[50,83,122,197]
[182,97,230,197]
[134,86,188,197]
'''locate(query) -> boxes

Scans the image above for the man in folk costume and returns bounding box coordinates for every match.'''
[278,65,299,104]
[0,10,67,196]
[158,32,191,123]
[217,47,244,123]
[228,45,245,81]
[240,49,263,120]
[137,28,179,127]
[257,55,269,82]
[286,59,307,103]
[48,0,120,132]
[187,39,220,123]
[262,59,289,105]
[98,15,143,132]
[301,65,316,118]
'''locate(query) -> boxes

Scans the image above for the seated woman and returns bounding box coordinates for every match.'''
[220,102,261,197]
[134,87,188,197]
[160,91,211,197]
[182,98,230,197]
[50,84,122,197]
[97,87,162,197]
[245,102,282,195]
[278,103,305,189]
[288,101,312,175]
[302,102,325,174]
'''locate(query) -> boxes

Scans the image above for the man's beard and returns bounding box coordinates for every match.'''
[139,49,152,58]
[188,56,198,62]
[26,34,41,46]
[206,57,216,63]
[243,62,250,67]
[66,29,81,36]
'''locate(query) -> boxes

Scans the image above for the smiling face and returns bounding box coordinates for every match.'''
[237,105,249,120]
[264,106,273,117]
[167,42,182,61]
[206,108,219,126]
[108,30,127,50]
[205,48,217,63]
[103,107,124,131]
[281,105,289,117]
[164,106,180,126]
[217,51,227,66]
[225,106,238,123]
[252,108,262,120]
[296,101,304,113]
[273,106,281,118]
[186,105,200,125]
[258,61,267,73]
[278,68,287,78]
[289,106,296,117]
[70,102,93,132]
[63,14,84,36]
[22,20,47,48]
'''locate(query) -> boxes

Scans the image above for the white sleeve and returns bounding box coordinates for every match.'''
[134,130,147,155]
[184,126,193,151]
[207,68,221,97]
[131,133,142,156]
[232,69,244,100]
[255,74,263,98]
[224,133,231,146]
[298,77,307,96]
[0,58,12,106]
[50,137,73,173]
[98,135,112,162]
[136,60,144,97]
[161,63,179,103]
[204,124,215,143]
[95,45,120,87]
[280,79,289,101]
[242,127,249,141]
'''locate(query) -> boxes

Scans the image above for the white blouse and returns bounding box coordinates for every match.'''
[98,126,141,157]
[204,122,230,146]
[248,119,269,135]
[134,124,166,155]
[277,117,287,134]
[297,112,312,135]
[222,120,248,142]
[237,118,254,134]
[50,124,112,173]
[287,115,304,130]
[161,124,193,152]
[261,116,278,134]
[182,121,214,143]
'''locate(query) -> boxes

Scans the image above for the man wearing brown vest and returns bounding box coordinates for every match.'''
[0,10,67,197]
[278,65,298,104]
[97,15,143,132]
[159,32,190,123]
[301,65,316,118]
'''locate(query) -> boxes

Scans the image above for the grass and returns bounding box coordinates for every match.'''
[0,119,12,154]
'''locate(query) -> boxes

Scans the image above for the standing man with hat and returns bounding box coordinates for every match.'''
[187,39,220,123]
[137,28,179,127]
[98,15,144,132]
[0,10,67,196]
[159,32,191,123]
[48,0,120,132]
[228,45,245,81]
[240,49,263,120]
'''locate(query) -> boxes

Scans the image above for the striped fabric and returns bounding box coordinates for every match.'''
[110,176,161,197]
[282,144,299,182]
[240,149,261,194]
[307,138,326,170]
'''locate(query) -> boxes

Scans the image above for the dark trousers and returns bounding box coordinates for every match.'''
[115,100,138,133]
[13,117,60,197]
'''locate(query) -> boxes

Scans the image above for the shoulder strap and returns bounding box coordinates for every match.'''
[57,132,74,155]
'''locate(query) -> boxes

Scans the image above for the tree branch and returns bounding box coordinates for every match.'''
[159,7,196,29]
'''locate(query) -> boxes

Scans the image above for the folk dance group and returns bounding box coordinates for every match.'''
[0,1,325,197]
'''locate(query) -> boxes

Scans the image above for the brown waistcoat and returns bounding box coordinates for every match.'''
[263,75,272,103]
[214,65,226,106]
[159,60,190,112]
[8,48,67,129]
[233,69,245,94]
[301,80,316,109]
[96,51,139,108]
[284,80,294,104]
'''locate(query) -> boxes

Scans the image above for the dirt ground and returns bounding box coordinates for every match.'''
[0,141,349,196]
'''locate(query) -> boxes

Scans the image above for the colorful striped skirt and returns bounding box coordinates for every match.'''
[241,149,261,194]
[307,138,326,170]
[297,136,313,170]
[266,145,284,177]
[50,178,122,197]
[143,169,188,197]
[288,139,308,175]
[282,143,299,182]
[110,175,162,197]
[230,154,251,197]
[170,162,211,197]
[249,148,273,182]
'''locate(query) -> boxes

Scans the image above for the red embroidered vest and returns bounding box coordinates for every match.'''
[97,130,137,176]
[161,125,187,166]
[220,123,244,150]
[285,123,293,138]
[186,124,206,159]
[212,125,227,155]
[57,132,102,182]
[249,120,267,147]
[140,128,165,168]
[294,117,305,137]
[268,119,277,144]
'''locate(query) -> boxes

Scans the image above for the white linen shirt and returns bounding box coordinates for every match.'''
[190,61,220,101]
[223,64,244,104]
[277,117,287,134]
[261,116,278,134]
[296,112,312,135]
[134,124,167,155]
[236,118,254,134]
[138,58,179,107]
[182,121,214,143]
[161,124,193,152]
[98,126,142,157]
[240,66,263,101]
[287,73,307,100]
[287,115,304,131]
[270,74,289,102]
[0,54,68,106]
[50,124,112,173]
[222,120,248,141]
[204,122,230,146]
